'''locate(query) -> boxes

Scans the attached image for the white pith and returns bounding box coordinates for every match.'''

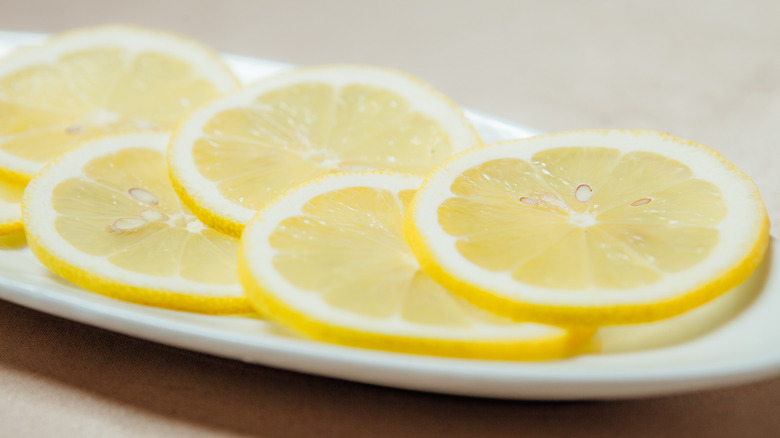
[241,172,565,340]
[169,65,481,227]
[410,130,767,307]
[22,132,242,297]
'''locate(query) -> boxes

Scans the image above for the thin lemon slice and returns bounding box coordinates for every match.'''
[22,133,249,314]
[239,172,591,360]
[0,24,238,182]
[169,65,482,237]
[0,177,24,235]
[406,130,770,326]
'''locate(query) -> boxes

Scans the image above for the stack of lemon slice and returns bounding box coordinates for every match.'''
[2,25,771,361]
[236,131,769,358]
[237,172,592,359]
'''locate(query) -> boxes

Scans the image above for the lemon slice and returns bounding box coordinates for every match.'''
[0,24,238,182]
[22,133,249,314]
[239,172,591,360]
[169,65,481,237]
[406,130,770,326]
[0,177,24,235]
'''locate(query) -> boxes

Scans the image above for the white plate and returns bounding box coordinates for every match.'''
[1,30,779,400]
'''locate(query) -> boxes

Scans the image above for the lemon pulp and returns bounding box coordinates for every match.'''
[267,186,481,324]
[169,65,481,237]
[441,147,726,290]
[195,83,456,212]
[52,147,237,284]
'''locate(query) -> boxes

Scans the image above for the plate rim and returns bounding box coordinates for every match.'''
[1,248,779,400]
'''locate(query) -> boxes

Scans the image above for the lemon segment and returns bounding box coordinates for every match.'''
[0,177,24,235]
[239,172,592,360]
[22,133,249,314]
[406,130,770,326]
[169,65,482,237]
[0,24,239,182]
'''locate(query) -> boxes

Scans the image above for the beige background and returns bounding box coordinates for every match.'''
[1,0,779,436]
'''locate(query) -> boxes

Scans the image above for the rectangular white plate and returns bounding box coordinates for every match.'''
[1,30,779,400]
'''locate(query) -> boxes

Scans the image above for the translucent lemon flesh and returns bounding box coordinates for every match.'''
[51,147,237,285]
[194,83,455,212]
[1,44,230,180]
[440,147,726,290]
[268,186,490,325]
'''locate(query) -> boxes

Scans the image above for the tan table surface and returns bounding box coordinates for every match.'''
[1,1,779,436]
